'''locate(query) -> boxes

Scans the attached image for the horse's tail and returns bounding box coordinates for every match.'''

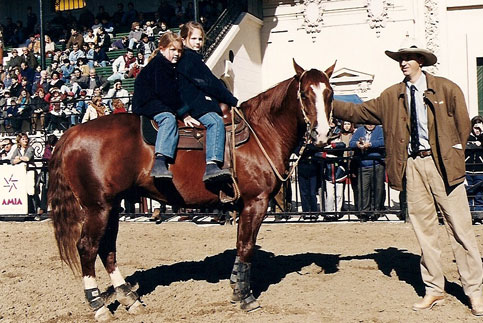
[48,138,83,275]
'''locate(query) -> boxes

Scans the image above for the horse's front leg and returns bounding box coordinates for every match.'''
[98,207,144,315]
[230,196,268,312]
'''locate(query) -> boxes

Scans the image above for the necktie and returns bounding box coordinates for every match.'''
[410,85,420,153]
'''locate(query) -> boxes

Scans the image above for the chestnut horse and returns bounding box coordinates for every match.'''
[49,60,335,321]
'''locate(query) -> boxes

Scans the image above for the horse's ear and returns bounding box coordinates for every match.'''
[324,60,337,79]
[293,59,305,78]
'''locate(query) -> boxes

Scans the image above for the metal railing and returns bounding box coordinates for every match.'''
[202,1,246,61]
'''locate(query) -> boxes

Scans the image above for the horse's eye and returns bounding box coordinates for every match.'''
[300,91,306,99]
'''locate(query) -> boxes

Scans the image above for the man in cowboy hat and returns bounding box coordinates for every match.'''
[332,38,483,315]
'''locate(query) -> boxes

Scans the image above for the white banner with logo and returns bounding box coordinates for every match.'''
[0,164,28,214]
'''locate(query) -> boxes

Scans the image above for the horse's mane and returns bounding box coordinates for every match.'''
[240,77,295,120]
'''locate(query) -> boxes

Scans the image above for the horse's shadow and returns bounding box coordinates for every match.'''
[124,247,468,306]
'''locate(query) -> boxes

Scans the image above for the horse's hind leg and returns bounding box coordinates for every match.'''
[230,197,268,312]
[78,207,113,322]
[98,207,144,314]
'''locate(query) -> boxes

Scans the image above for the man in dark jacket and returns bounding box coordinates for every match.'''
[6,49,22,71]
[78,69,110,94]
[333,39,483,315]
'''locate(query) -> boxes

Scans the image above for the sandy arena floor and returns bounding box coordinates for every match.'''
[1,220,483,322]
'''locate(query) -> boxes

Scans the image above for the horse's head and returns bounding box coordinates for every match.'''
[293,59,336,146]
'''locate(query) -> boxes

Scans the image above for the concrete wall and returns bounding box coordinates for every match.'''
[248,0,483,117]
[206,13,263,103]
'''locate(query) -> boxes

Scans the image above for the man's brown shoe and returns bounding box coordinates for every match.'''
[412,295,444,311]
[470,296,483,316]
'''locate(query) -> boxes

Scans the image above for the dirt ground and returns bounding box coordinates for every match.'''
[1,220,483,323]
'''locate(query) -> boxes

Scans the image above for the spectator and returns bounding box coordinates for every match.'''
[105,79,130,111]
[0,64,6,82]
[68,43,85,64]
[157,1,175,26]
[0,138,16,160]
[174,1,186,25]
[75,90,88,120]
[83,28,97,44]
[9,76,21,97]
[95,27,111,51]
[112,36,129,50]
[84,42,95,67]
[6,97,22,133]
[78,8,95,30]
[82,95,109,123]
[91,45,109,68]
[297,144,321,215]
[128,52,146,78]
[20,47,38,70]
[112,3,125,29]
[96,6,110,23]
[6,49,22,71]
[19,77,32,95]
[112,98,127,114]
[44,35,56,57]
[20,62,35,84]
[60,59,75,83]
[122,2,138,27]
[321,120,348,216]
[137,33,156,61]
[154,21,169,36]
[78,68,110,94]
[10,132,40,214]
[12,20,25,47]
[38,134,58,215]
[46,88,67,133]
[101,18,115,37]
[466,116,483,213]
[128,22,143,49]
[77,57,90,77]
[31,87,49,132]
[66,27,84,50]
[108,49,135,81]
[350,124,385,221]
[46,61,62,77]
[16,88,32,130]
[26,6,38,36]
[32,70,49,95]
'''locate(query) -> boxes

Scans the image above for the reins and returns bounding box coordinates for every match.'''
[230,71,317,182]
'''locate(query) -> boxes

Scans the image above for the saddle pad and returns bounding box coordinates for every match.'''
[140,115,250,150]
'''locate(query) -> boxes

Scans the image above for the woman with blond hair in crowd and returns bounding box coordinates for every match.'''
[44,35,56,57]
[82,95,109,123]
[10,132,40,214]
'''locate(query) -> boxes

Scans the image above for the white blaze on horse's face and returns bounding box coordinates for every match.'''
[311,83,330,145]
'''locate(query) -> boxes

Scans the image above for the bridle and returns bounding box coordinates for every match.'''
[231,69,333,182]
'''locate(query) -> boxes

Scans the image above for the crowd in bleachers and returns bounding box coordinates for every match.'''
[0,1,226,135]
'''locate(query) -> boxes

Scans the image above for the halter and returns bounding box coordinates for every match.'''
[231,70,330,182]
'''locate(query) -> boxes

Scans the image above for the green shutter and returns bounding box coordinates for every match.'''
[478,58,483,116]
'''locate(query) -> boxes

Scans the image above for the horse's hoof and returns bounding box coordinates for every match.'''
[127,300,146,315]
[231,291,242,303]
[240,295,261,312]
[94,306,113,322]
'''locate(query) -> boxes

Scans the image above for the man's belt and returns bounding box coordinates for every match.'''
[410,150,432,159]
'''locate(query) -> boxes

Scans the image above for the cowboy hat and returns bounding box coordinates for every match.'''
[385,38,437,66]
